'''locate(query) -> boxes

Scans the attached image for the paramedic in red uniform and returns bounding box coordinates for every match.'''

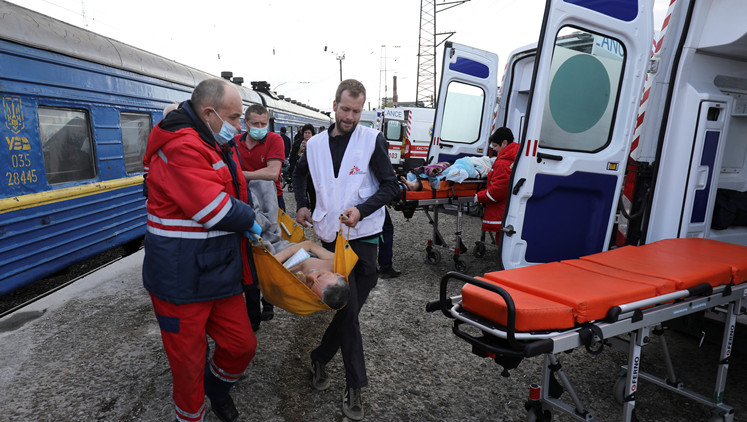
[293,79,399,421]
[235,104,285,327]
[475,127,520,242]
[142,78,261,422]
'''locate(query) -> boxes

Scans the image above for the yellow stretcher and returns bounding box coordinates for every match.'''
[251,216,358,316]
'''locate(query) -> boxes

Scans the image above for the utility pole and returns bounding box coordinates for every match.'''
[336,52,345,82]
[416,0,469,108]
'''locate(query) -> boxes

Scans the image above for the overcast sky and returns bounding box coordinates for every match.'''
[11,0,669,112]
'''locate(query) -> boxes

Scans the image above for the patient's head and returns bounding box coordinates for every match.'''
[305,270,349,309]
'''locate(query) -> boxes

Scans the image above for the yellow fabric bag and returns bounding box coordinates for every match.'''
[334,223,358,281]
[278,209,306,243]
[251,220,358,316]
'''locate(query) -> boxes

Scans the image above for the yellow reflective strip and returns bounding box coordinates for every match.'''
[0,176,143,214]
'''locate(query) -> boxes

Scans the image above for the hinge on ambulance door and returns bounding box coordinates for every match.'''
[648,58,659,74]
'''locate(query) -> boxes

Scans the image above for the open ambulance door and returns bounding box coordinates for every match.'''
[427,42,499,164]
[500,0,654,270]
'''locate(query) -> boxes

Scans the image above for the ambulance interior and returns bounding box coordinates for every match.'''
[649,3,747,247]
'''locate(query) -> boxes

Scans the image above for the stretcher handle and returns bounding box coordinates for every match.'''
[438,271,521,351]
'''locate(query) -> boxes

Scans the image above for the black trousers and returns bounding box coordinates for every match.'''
[311,238,378,389]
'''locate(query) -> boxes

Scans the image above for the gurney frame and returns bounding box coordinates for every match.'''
[396,180,484,272]
[427,271,744,421]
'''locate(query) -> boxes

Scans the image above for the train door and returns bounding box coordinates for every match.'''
[500,0,654,269]
[427,42,499,164]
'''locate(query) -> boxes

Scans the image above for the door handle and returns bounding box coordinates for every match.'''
[439,142,453,149]
[537,152,563,163]
[501,225,515,236]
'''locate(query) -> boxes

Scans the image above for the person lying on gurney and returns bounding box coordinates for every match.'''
[399,154,493,192]
[271,240,350,309]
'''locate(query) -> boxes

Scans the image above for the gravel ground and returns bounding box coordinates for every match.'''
[0,191,745,421]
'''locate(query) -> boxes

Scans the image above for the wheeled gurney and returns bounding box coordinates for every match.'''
[394,179,485,272]
[427,238,747,421]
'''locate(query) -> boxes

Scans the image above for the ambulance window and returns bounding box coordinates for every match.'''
[38,107,96,184]
[384,120,403,141]
[120,112,152,174]
[440,82,484,144]
[539,27,625,152]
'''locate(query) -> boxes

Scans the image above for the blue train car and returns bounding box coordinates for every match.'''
[0,1,330,295]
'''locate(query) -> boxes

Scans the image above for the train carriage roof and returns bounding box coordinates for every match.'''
[0,0,263,104]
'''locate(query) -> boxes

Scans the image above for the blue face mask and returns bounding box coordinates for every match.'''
[249,126,268,140]
[210,109,238,145]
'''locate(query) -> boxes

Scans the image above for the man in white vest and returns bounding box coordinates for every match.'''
[293,79,399,420]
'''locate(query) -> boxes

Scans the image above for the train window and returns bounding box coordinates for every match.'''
[440,81,484,144]
[120,112,151,173]
[38,108,96,184]
[539,26,625,152]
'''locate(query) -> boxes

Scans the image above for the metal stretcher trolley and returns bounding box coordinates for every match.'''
[427,238,747,421]
[395,179,484,272]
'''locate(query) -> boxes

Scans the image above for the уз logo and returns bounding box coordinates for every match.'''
[349,165,362,175]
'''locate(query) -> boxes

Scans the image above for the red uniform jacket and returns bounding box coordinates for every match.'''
[476,142,520,232]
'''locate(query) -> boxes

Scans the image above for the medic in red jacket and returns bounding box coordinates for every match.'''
[476,127,520,234]
[142,80,259,422]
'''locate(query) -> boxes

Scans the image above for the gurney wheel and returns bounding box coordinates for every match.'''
[473,241,486,258]
[526,408,552,422]
[454,256,468,272]
[613,375,626,405]
[424,249,441,265]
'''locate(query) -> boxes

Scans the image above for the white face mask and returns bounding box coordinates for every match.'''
[209,109,238,145]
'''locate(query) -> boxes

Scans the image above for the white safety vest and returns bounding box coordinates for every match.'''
[307,125,385,243]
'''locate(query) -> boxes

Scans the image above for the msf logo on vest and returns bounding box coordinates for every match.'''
[349,165,365,176]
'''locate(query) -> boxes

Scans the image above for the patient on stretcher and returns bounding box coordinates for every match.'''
[399,155,494,193]
[272,240,350,309]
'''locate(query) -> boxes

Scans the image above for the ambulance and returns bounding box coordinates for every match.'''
[358,109,381,130]
[381,106,436,172]
[380,107,406,170]
[431,0,747,270]
[430,0,661,270]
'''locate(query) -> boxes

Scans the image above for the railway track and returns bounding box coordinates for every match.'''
[0,245,138,319]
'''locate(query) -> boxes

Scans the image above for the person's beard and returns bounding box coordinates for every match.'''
[335,115,357,136]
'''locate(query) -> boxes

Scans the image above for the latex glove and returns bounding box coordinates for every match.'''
[249,220,262,237]
[474,194,478,203]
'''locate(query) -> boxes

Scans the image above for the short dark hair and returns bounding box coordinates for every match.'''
[335,79,366,103]
[280,127,287,133]
[321,275,349,309]
[490,127,515,145]
[301,123,316,135]
[245,104,268,121]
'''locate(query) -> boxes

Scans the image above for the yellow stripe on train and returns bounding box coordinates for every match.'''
[0,176,144,214]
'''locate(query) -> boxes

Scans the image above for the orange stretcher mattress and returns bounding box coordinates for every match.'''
[461,239,747,332]
[402,180,484,201]
[579,241,734,289]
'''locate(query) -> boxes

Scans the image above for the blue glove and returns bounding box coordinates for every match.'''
[249,220,262,237]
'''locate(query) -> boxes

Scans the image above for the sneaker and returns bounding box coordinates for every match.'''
[210,395,239,422]
[379,268,401,279]
[342,387,364,420]
[310,360,330,391]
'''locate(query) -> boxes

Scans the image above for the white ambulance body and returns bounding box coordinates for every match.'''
[359,109,381,130]
[432,0,747,271]
[401,107,436,171]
